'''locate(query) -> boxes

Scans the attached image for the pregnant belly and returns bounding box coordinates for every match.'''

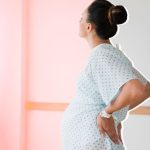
[60,104,125,149]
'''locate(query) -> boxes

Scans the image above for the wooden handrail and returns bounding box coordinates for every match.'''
[26,102,69,111]
[26,102,150,115]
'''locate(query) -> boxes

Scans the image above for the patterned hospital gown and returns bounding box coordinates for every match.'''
[60,43,149,150]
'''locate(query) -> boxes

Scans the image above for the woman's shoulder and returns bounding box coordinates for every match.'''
[91,44,132,65]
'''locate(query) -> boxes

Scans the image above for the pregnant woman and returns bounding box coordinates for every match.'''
[60,0,150,149]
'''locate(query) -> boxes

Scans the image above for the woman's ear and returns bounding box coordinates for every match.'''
[86,23,93,33]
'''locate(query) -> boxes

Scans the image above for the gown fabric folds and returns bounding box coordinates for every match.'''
[60,43,148,150]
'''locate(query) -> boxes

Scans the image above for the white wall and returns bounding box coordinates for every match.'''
[123,115,150,150]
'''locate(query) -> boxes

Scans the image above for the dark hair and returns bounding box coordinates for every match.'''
[87,0,128,39]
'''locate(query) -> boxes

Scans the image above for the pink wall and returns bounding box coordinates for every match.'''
[0,0,23,150]
[0,0,92,149]
[26,0,92,149]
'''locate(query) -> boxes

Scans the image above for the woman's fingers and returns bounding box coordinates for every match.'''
[97,115,120,144]
[105,124,120,144]
[117,123,123,143]
[98,122,106,138]
[96,115,106,138]
[101,116,120,144]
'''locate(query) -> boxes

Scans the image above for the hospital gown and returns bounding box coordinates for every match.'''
[60,43,149,150]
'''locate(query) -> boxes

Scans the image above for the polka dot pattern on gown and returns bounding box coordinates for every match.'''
[60,43,149,150]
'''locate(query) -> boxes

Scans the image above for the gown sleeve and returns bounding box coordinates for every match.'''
[91,48,149,106]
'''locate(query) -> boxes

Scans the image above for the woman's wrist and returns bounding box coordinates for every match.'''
[99,109,112,118]
[105,105,114,114]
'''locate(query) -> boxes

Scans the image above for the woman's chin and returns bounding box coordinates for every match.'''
[78,33,85,38]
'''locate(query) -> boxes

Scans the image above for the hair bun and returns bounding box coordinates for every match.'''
[108,5,127,25]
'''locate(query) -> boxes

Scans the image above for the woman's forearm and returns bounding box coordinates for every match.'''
[105,88,133,114]
[105,80,149,114]
[128,81,150,110]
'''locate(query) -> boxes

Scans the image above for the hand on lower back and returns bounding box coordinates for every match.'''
[96,115,120,144]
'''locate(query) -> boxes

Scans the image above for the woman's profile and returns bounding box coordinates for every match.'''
[61,0,150,149]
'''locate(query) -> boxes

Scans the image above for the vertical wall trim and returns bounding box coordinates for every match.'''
[20,0,29,149]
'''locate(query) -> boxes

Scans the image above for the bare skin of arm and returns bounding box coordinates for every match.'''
[128,81,150,110]
[105,79,150,114]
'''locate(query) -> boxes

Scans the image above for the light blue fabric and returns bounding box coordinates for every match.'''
[60,43,148,150]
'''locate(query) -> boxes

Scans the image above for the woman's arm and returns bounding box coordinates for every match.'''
[128,81,150,110]
[105,79,150,114]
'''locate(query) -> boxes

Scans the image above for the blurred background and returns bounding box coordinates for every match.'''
[0,0,150,149]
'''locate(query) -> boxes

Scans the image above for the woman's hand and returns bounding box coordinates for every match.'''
[96,114,120,144]
[117,122,123,144]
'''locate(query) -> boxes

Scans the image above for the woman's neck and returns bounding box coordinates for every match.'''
[86,36,111,49]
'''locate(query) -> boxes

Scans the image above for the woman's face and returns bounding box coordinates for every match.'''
[78,8,90,38]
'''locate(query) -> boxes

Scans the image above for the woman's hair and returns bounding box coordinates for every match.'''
[87,0,128,39]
